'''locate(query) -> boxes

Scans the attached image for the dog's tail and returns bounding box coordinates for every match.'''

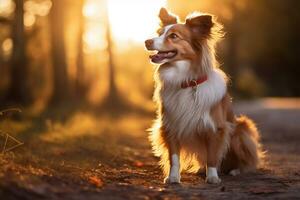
[221,115,265,173]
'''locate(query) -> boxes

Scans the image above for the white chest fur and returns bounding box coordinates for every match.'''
[157,61,227,139]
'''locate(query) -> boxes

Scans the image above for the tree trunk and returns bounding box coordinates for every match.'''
[49,0,69,104]
[6,0,29,104]
[99,2,131,111]
[226,1,239,77]
[75,0,86,98]
[105,10,118,102]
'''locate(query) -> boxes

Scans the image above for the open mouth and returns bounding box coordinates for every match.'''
[149,50,177,63]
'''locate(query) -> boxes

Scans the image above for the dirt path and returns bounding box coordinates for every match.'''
[0,98,300,199]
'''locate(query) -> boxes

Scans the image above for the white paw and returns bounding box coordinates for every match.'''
[164,176,181,184]
[205,176,221,184]
[229,169,240,176]
[206,167,221,184]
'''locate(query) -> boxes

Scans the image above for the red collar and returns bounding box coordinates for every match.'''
[181,76,208,89]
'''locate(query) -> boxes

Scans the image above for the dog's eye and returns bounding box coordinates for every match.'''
[168,33,178,39]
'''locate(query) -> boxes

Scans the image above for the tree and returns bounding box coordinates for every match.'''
[6,0,30,104]
[49,0,69,104]
[222,1,242,83]
[101,3,122,109]
[75,0,87,98]
[106,14,118,102]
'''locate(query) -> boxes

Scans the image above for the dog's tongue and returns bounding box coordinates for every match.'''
[149,53,165,63]
[150,51,176,63]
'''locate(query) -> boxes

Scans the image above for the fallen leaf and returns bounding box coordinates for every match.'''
[134,161,144,167]
[88,176,103,187]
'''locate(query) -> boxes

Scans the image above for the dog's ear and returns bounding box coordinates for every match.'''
[186,14,214,37]
[159,7,178,27]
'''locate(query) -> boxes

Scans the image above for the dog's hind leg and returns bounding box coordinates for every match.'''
[205,131,227,184]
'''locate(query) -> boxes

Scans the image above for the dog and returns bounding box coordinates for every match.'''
[144,8,264,184]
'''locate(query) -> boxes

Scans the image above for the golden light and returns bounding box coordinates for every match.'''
[83,26,107,53]
[24,12,36,27]
[36,0,52,17]
[82,0,166,52]
[24,0,52,16]
[23,0,52,28]
[2,38,13,55]
[83,0,102,20]
[107,0,166,42]
[0,0,15,17]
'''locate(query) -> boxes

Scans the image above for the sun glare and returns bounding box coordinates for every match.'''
[83,0,166,52]
[107,0,166,42]
[83,26,107,53]
[0,0,15,17]
[83,1,102,20]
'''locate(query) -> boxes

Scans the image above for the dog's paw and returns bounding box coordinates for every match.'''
[205,176,221,184]
[229,169,240,176]
[164,176,181,184]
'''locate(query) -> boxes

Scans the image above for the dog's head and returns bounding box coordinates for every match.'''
[145,8,221,65]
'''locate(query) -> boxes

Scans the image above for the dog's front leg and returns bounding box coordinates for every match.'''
[164,140,181,184]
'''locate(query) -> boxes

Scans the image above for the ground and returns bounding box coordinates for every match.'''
[0,98,300,200]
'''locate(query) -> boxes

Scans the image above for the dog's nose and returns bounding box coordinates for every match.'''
[145,39,154,49]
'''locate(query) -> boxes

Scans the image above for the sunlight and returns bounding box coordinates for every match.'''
[0,0,15,17]
[24,0,52,17]
[107,0,166,42]
[24,12,36,27]
[2,38,13,55]
[23,0,52,27]
[83,25,107,53]
[82,0,166,51]
[83,0,102,20]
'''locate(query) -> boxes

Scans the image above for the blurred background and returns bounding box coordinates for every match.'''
[0,0,299,111]
[0,1,300,197]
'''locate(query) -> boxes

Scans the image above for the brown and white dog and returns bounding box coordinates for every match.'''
[145,8,264,184]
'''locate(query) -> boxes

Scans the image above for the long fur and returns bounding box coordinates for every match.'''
[147,9,264,181]
[221,116,265,173]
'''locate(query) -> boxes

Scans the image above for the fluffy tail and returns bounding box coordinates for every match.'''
[221,115,265,173]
